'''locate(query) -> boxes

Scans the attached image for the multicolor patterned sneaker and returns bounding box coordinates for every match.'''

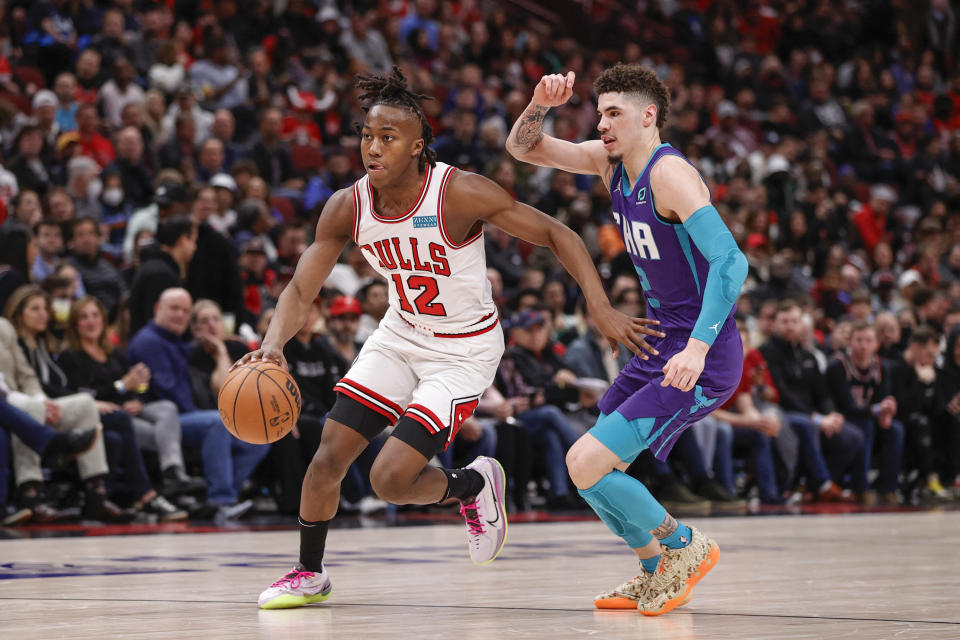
[258,565,332,609]
[594,572,693,609]
[460,456,508,565]
[636,526,720,616]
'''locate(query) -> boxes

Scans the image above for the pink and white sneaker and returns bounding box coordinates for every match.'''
[258,565,332,609]
[460,456,508,565]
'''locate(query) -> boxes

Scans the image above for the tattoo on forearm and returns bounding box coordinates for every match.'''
[650,514,678,539]
[512,105,549,152]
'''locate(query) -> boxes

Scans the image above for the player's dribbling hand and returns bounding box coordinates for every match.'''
[533,71,575,108]
[661,339,708,392]
[230,344,288,371]
[591,304,665,360]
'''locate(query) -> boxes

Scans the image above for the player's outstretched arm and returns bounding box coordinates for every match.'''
[651,157,748,391]
[505,72,609,179]
[449,171,664,359]
[231,188,354,371]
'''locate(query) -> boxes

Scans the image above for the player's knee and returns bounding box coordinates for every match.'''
[368,460,410,504]
[305,446,350,489]
[566,440,602,491]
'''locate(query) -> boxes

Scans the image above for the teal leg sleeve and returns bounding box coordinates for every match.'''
[578,469,667,549]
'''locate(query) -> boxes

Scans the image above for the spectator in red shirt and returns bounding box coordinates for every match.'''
[853,184,897,254]
[74,103,115,168]
[709,330,796,504]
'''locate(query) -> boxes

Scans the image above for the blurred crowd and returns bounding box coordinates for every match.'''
[1,0,960,525]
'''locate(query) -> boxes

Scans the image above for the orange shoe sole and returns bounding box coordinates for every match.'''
[639,544,720,617]
[594,589,694,610]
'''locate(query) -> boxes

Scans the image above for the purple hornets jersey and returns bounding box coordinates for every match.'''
[609,143,736,336]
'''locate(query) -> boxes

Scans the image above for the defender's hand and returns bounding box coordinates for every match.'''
[533,71,575,108]
[231,344,287,371]
[591,303,664,360]
[661,340,708,392]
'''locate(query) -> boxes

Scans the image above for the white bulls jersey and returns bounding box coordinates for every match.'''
[350,161,499,337]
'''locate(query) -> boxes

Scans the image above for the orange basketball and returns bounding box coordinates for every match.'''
[218,361,302,444]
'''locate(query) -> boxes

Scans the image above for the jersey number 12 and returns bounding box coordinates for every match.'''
[391,274,447,316]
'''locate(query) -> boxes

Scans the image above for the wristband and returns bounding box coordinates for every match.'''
[114,380,126,395]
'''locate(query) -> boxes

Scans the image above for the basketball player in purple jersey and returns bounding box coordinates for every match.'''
[508,64,748,615]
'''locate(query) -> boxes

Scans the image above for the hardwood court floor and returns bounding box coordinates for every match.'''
[1,511,958,639]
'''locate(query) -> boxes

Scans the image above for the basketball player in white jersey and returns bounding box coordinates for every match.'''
[236,68,663,609]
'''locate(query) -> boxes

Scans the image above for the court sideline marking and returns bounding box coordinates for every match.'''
[0,596,957,626]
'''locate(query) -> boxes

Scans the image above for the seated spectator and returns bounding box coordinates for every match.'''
[187,299,249,412]
[760,300,864,502]
[161,84,214,146]
[6,285,183,521]
[67,217,124,321]
[0,375,99,524]
[273,222,308,273]
[8,126,52,197]
[185,191,244,326]
[52,72,80,133]
[355,280,388,344]
[129,215,197,333]
[39,272,76,337]
[935,328,960,497]
[91,8,133,75]
[249,108,299,189]
[0,296,131,523]
[232,197,278,262]
[65,155,104,220]
[325,245,377,298]
[127,288,268,519]
[326,295,365,365]
[31,219,67,283]
[826,322,904,505]
[563,305,623,383]
[211,110,243,172]
[543,278,582,344]
[122,176,192,264]
[0,224,35,317]
[99,58,144,131]
[148,40,186,97]
[209,173,238,235]
[190,38,247,112]
[891,326,952,504]
[238,237,277,322]
[196,138,226,183]
[708,327,796,505]
[874,311,903,359]
[8,190,43,228]
[103,126,154,209]
[32,90,61,160]
[45,186,79,225]
[58,295,205,500]
[497,309,581,507]
[157,112,197,172]
[75,103,116,168]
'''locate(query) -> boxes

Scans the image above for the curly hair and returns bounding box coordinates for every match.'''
[593,63,671,129]
[354,66,437,171]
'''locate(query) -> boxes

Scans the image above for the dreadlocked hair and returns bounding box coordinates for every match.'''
[354,66,437,171]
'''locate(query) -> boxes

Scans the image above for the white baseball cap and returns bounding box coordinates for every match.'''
[210,173,237,193]
[32,89,58,110]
